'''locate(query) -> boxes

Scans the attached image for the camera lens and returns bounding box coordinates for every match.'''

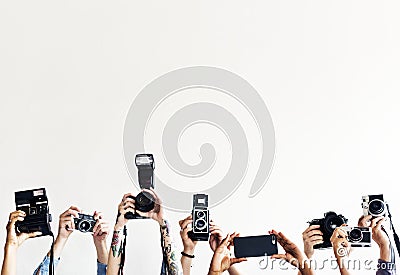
[195,219,206,230]
[349,228,363,242]
[135,191,155,212]
[197,211,205,219]
[324,215,345,234]
[79,221,91,232]
[369,200,385,216]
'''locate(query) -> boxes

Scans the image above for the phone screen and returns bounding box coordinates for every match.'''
[233,234,278,258]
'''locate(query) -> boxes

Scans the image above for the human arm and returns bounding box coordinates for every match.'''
[92,211,110,265]
[208,232,246,275]
[106,193,134,275]
[32,206,81,275]
[134,189,181,275]
[1,211,42,275]
[179,215,197,275]
[270,230,315,275]
[330,226,351,275]
[302,225,323,259]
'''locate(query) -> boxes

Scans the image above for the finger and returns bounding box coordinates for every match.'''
[304,230,323,239]
[122,193,134,201]
[304,225,321,234]
[310,239,324,245]
[92,219,101,233]
[135,210,148,217]
[178,215,192,227]
[375,218,385,229]
[180,218,192,230]
[231,258,247,265]
[93,211,103,220]
[68,205,82,213]
[371,216,384,228]
[270,254,286,260]
[308,235,324,242]
[28,231,42,238]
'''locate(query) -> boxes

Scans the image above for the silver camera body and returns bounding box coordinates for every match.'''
[362,194,387,218]
[343,226,372,247]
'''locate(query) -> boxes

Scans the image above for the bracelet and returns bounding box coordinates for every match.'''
[181,251,195,258]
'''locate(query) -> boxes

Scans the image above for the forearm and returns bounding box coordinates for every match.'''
[180,248,194,275]
[379,244,391,262]
[94,241,109,265]
[51,235,68,259]
[2,244,18,275]
[335,258,351,275]
[106,227,124,275]
[160,219,182,275]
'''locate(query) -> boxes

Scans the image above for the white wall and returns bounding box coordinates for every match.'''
[1,1,400,274]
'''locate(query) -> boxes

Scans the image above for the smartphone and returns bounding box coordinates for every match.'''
[233,234,278,258]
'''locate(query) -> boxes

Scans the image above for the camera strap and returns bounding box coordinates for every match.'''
[49,232,55,275]
[118,225,127,275]
[386,203,400,259]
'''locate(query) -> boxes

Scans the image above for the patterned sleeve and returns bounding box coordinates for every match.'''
[32,256,61,275]
[376,259,396,275]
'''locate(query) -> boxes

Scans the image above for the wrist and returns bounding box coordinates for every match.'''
[114,224,125,231]
[4,242,18,250]
[183,247,195,255]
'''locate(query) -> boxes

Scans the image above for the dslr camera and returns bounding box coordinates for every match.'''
[342,226,371,247]
[362,194,387,218]
[74,213,96,233]
[308,211,348,249]
[15,188,52,236]
[188,194,209,241]
[125,154,156,219]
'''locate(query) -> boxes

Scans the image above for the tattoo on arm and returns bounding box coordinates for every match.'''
[160,219,183,275]
[111,230,124,258]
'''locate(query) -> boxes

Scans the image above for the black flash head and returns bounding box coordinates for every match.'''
[135,154,155,189]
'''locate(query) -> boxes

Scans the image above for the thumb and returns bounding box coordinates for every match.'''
[29,231,42,238]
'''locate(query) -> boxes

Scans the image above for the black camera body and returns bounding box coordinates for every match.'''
[308,211,348,249]
[125,154,156,219]
[362,194,387,218]
[74,213,96,233]
[343,226,372,247]
[15,188,52,236]
[188,194,210,241]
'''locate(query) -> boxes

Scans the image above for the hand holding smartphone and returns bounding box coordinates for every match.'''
[233,234,278,258]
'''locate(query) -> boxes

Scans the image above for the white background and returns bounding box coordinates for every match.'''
[1,1,400,274]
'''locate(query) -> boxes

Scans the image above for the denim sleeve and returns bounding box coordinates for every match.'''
[376,259,396,275]
[32,256,61,275]
[97,260,107,275]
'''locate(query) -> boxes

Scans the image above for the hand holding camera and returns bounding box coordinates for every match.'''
[308,211,348,249]
[302,225,323,258]
[179,215,197,255]
[58,206,81,239]
[330,225,350,259]
[6,210,42,248]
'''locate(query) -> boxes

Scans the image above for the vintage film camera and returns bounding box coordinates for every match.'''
[362,194,387,218]
[188,194,210,241]
[342,226,372,247]
[308,211,348,249]
[125,154,156,219]
[74,213,96,233]
[15,188,52,236]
